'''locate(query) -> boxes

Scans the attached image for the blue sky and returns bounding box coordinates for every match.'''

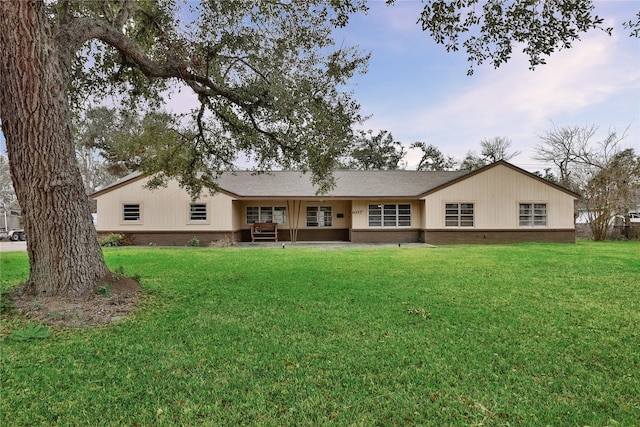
[336,0,640,171]
[1,1,638,173]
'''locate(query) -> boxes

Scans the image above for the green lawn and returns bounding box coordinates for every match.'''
[1,242,639,426]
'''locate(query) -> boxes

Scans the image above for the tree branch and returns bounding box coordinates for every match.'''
[113,0,137,29]
[60,16,259,110]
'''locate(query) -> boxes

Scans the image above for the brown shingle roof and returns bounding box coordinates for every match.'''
[92,162,578,200]
[91,169,470,199]
[216,170,470,198]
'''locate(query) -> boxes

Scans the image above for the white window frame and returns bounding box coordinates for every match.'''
[368,204,411,227]
[307,206,332,227]
[246,206,287,224]
[519,203,547,227]
[445,202,474,227]
[122,203,141,223]
[188,203,208,223]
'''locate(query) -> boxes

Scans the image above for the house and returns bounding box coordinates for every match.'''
[90,161,578,245]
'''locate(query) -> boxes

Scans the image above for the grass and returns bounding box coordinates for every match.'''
[1,241,639,426]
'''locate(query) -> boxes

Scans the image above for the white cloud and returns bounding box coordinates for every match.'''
[372,26,640,170]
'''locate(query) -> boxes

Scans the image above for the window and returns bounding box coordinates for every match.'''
[445,203,474,227]
[122,203,140,222]
[307,206,332,227]
[520,203,547,226]
[246,206,287,224]
[368,204,411,227]
[189,203,207,221]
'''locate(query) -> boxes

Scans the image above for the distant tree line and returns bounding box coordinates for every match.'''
[339,131,521,172]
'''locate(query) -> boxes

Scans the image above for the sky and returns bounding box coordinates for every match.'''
[1,0,638,174]
[334,0,640,171]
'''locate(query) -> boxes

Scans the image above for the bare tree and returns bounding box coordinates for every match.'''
[480,137,521,163]
[75,146,111,195]
[460,137,519,170]
[534,123,597,190]
[582,149,640,240]
[0,154,19,210]
[535,124,638,240]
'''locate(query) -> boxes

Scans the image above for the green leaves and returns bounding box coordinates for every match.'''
[411,142,458,171]
[58,1,369,198]
[418,0,611,74]
[343,129,406,170]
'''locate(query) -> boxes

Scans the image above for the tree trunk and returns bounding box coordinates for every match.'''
[0,1,110,297]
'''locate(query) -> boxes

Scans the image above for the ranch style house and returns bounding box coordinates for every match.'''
[91,161,579,246]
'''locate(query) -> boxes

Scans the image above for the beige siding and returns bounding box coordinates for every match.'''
[95,177,355,233]
[423,164,575,229]
[95,177,235,231]
[236,200,352,229]
[351,200,422,229]
[231,200,243,230]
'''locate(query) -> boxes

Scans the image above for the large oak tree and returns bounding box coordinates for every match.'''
[0,0,631,298]
[0,0,368,297]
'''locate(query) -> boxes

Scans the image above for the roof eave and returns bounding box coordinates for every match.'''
[228,195,422,200]
[90,172,146,199]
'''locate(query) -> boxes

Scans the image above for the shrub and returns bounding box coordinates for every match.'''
[186,236,200,247]
[100,233,125,247]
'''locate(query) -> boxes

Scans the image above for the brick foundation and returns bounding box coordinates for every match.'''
[422,229,576,245]
[350,229,422,244]
[98,228,578,246]
[98,231,239,247]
